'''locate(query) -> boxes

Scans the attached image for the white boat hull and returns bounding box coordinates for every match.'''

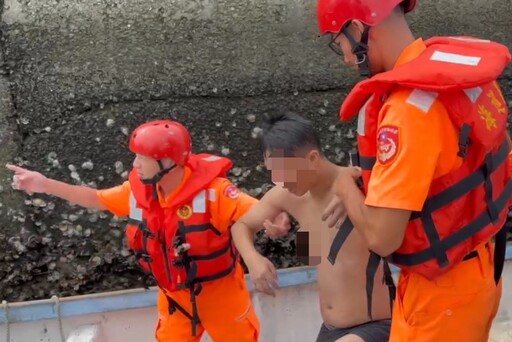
[1,253,512,342]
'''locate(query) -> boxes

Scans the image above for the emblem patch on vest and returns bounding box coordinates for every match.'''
[377,125,399,164]
[177,205,193,219]
[224,185,240,199]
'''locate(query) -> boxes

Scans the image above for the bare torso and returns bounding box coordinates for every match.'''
[282,185,392,328]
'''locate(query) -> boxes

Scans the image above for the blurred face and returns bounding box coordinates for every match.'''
[132,154,161,180]
[264,149,319,196]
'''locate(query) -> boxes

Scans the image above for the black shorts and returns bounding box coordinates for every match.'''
[316,319,391,342]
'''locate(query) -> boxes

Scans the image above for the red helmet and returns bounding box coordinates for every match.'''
[129,120,192,165]
[317,0,417,35]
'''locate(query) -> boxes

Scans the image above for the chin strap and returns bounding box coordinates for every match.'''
[342,25,371,77]
[141,160,177,199]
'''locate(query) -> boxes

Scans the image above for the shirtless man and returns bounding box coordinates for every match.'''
[231,113,392,342]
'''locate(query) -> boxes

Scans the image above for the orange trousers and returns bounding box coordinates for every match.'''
[154,264,260,342]
[390,242,502,342]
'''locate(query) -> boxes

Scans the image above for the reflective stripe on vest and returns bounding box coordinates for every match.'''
[430,50,481,66]
[128,188,215,220]
[202,155,222,162]
[447,37,490,44]
[192,190,207,214]
[355,85,487,170]
[129,191,143,224]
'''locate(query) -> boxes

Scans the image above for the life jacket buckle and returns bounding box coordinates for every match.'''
[135,252,152,262]
[173,236,186,252]
[457,123,472,158]
[458,144,468,158]
[177,281,191,290]
[141,228,154,239]
[172,259,186,268]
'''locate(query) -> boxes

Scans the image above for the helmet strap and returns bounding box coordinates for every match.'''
[141,160,178,200]
[342,25,371,77]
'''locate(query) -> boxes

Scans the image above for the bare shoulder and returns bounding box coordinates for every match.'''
[260,185,295,212]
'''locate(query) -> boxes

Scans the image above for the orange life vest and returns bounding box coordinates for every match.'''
[341,36,512,279]
[125,153,239,293]
[328,36,512,319]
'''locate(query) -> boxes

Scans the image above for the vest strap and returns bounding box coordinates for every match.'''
[410,140,509,220]
[165,291,202,337]
[382,259,396,315]
[457,123,471,158]
[187,259,237,285]
[392,141,511,267]
[365,252,380,320]
[329,153,396,321]
[418,207,450,269]
[357,155,376,171]
[327,218,355,265]
[483,153,500,224]
[494,221,509,285]
[328,218,397,321]
[181,223,220,234]
[140,219,155,276]
[392,179,512,265]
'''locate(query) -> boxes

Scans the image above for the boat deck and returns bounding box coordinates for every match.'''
[1,246,511,341]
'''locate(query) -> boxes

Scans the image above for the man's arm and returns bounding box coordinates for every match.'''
[44,178,106,210]
[336,170,411,256]
[207,178,288,260]
[7,163,131,217]
[228,185,290,296]
[7,164,106,210]
[230,186,289,262]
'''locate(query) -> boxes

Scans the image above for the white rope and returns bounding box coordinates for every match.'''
[2,300,9,342]
[51,295,66,342]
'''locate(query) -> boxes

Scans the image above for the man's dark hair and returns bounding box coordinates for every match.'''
[261,113,323,157]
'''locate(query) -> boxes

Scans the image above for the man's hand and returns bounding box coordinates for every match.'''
[321,195,347,229]
[263,211,291,238]
[321,167,361,228]
[246,253,279,297]
[337,166,362,185]
[6,164,48,195]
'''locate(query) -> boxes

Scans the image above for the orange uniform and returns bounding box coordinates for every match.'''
[97,167,260,342]
[364,38,505,342]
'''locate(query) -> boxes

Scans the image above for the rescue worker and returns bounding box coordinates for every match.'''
[232,113,393,342]
[7,119,290,342]
[316,0,512,341]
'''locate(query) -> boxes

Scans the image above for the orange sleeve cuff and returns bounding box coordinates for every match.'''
[96,181,131,217]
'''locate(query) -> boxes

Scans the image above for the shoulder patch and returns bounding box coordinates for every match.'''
[223,184,240,199]
[377,125,399,165]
